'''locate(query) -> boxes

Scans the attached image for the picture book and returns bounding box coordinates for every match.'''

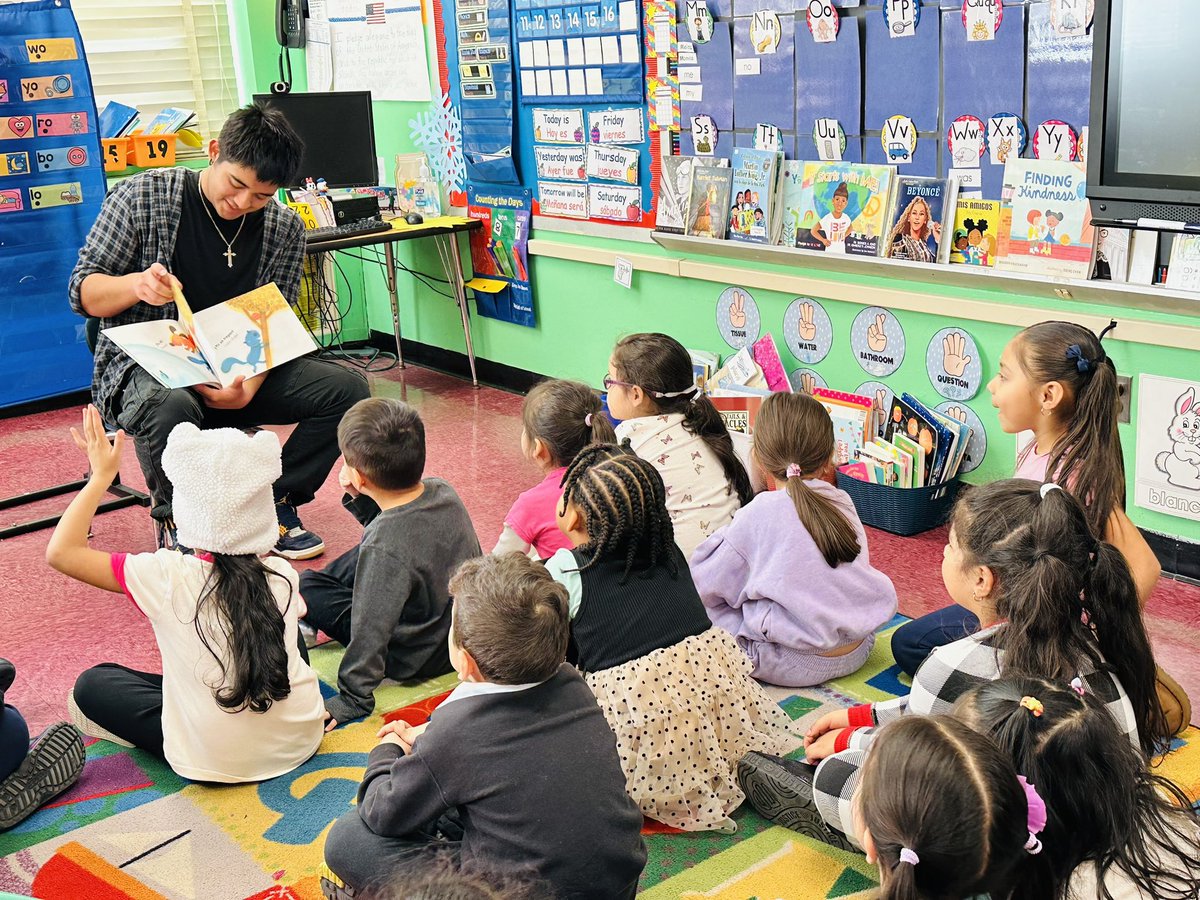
[657,156,704,234]
[949,198,1001,266]
[789,161,896,257]
[686,165,734,240]
[893,433,926,488]
[996,159,1094,280]
[711,346,767,392]
[144,106,197,135]
[1166,234,1200,293]
[98,100,140,138]
[728,147,782,244]
[901,392,957,485]
[872,439,914,489]
[883,395,939,485]
[838,461,875,484]
[688,347,720,393]
[813,388,873,466]
[103,283,317,390]
[711,395,763,434]
[882,176,957,265]
[858,443,898,486]
[750,333,789,392]
[1092,225,1131,282]
[924,405,973,480]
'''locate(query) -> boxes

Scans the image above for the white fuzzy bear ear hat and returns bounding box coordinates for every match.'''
[161,423,282,556]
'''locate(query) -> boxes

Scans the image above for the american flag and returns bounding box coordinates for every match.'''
[365,1,386,23]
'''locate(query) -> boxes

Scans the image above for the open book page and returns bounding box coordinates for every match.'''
[102,319,219,389]
[190,283,318,387]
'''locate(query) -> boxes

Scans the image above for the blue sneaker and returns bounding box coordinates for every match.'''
[274,500,325,560]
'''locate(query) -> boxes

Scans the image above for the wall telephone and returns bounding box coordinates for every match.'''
[277,0,306,49]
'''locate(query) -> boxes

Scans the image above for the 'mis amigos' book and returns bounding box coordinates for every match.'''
[949,198,1001,266]
[996,159,1094,279]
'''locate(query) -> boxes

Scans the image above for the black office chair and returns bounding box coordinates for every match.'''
[0,317,151,540]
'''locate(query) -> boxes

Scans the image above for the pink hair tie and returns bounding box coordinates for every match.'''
[1070,676,1085,696]
[585,413,593,427]
[898,847,919,866]
[786,463,803,478]
[1017,775,1048,855]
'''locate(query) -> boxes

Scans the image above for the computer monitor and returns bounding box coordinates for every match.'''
[253,91,378,189]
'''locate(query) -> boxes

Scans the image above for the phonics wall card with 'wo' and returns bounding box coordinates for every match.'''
[680,21,733,158]
[941,4,1025,198]
[732,12,794,131]
[1025,1,1092,141]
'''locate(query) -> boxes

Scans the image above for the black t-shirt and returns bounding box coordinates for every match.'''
[171,170,265,311]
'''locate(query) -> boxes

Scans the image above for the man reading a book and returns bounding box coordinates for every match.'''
[69,102,369,558]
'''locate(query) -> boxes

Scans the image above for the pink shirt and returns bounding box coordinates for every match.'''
[1014,441,1050,481]
[506,467,572,559]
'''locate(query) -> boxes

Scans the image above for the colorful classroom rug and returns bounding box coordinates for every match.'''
[2,618,1197,900]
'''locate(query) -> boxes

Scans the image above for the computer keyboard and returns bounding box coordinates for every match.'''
[305,218,393,243]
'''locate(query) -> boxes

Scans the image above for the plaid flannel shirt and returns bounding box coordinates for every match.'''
[813,623,1141,836]
[68,167,305,422]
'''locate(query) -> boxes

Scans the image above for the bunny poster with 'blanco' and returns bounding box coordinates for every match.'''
[1135,374,1200,522]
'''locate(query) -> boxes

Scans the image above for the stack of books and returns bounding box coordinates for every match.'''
[840,392,972,488]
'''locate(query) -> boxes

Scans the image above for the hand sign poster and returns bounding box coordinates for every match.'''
[716,286,760,349]
[851,306,905,377]
[926,327,981,400]
[783,297,832,364]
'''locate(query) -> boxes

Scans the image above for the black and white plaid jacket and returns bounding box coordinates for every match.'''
[813,623,1140,838]
[68,167,304,421]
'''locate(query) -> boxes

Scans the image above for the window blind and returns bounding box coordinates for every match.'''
[72,0,239,153]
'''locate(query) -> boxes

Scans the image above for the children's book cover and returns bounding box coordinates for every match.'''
[728,147,780,244]
[103,283,317,390]
[790,161,895,256]
[686,165,734,240]
[883,396,939,485]
[711,395,763,434]
[656,156,697,235]
[883,176,954,264]
[995,159,1094,279]
[949,198,1001,266]
[1165,234,1200,293]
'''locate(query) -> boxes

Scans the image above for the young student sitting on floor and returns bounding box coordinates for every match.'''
[493,379,615,559]
[691,392,897,687]
[321,553,647,900]
[52,411,325,783]
[300,397,482,730]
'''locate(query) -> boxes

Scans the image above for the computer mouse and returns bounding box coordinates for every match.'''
[405,211,424,225]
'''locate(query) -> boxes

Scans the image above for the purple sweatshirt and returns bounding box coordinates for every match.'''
[691,481,897,656]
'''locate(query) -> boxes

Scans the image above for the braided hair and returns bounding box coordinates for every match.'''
[559,443,678,583]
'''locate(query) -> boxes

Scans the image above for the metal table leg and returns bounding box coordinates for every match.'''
[434,231,479,388]
[383,240,405,368]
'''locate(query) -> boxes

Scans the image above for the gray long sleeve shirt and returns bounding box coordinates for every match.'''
[326,479,481,724]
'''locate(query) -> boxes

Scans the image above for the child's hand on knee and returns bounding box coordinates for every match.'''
[377,720,425,754]
[804,730,839,764]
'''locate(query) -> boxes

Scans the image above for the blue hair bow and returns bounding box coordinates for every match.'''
[1065,344,1091,373]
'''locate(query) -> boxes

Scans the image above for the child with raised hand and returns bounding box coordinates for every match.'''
[853,716,1038,900]
[545,443,795,832]
[692,392,897,686]
[49,409,324,782]
[493,379,616,559]
[740,478,1168,845]
[955,677,1200,900]
[890,321,1188,732]
[604,333,753,560]
[321,553,646,900]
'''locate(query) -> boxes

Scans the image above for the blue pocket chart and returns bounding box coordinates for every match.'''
[795,16,863,144]
[681,20,734,157]
[0,0,107,407]
[864,5,939,134]
[1025,1,1092,138]
[732,13,795,131]
[940,3,1025,197]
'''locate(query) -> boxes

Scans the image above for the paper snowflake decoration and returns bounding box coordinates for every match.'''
[410,92,465,191]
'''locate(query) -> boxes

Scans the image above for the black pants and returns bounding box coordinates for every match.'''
[299,543,359,647]
[324,807,463,892]
[0,705,29,781]
[113,357,370,521]
[72,664,166,758]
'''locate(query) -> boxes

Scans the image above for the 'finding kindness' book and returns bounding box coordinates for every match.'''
[103,282,317,390]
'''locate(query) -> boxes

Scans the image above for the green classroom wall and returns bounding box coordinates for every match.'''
[230,4,1200,545]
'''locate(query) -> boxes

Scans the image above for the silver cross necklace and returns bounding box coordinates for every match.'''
[198,171,246,268]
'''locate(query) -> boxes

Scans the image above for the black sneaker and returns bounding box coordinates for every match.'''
[737,752,856,852]
[274,500,325,560]
[0,722,85,831]
[320,870,357,899]
[154,516,178,551]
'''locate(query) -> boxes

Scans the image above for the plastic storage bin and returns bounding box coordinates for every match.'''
[836,472,964,536]
[101,137,128,172]
[127,133,176,168]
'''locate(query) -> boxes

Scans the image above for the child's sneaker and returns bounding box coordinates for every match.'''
[0,722,85,831]
[737,751,856,852]
[67,690,134,748]
[319,864,357,899]
[274,500,325,560]
[154,516,178,551]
